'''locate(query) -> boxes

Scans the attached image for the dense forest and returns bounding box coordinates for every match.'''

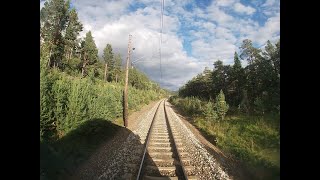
[169,39,280,179]
[40,1,167,178]
[178,39,280,114]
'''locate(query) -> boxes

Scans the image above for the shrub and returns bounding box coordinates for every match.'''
[202,102,218,121]
[40,68,164,142]
[215,90,229,121]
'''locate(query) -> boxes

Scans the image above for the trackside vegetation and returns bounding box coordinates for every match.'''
[169,39,280,180]
[40,0,168,179]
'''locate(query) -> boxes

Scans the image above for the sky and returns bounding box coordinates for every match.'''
[40,0,280,91]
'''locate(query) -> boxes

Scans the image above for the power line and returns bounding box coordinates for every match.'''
[159,0,164,82]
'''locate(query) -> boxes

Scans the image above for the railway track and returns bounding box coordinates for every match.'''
[124,99,197,180]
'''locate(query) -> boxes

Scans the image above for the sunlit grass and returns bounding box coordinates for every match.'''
[170,97,280,179]
[195,114,280,178]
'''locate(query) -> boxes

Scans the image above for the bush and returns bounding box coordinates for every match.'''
[254,97,265,115]
[40,68,164,142]
[202,102,218,121]
[215,90,229,121]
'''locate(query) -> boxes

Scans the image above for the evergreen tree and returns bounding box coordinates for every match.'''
[64,8,83,61]
[114,54,122,83]
[203,102,218,121]
[215,90,229,121]
[178,38,279,114]
[40,0,70,68]
[102,44,114,81]
[81,31,98,77]
[229,52,245,107]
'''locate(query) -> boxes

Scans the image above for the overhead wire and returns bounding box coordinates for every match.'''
[159,0,164,82]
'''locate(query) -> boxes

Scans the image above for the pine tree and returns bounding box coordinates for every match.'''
[114,54,122,83]
[233,52,242,70]
[240,39,263,111]
[102,44,114,81]
[64,8,83,61]
[81,31,98,77]
[203,102,218,121]
[230,52,245,107]
[40,0,70,68]
[215,90,229,121]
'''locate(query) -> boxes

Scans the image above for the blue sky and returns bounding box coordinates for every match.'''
[41,0,280,90]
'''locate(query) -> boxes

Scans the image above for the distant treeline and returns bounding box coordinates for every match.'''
[179,39,280,114]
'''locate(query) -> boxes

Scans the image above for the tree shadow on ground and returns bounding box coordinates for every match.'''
[40,119,126,179]
[40,118,163,180]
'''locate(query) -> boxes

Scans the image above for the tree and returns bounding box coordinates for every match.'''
[64,8,83,61]
[240,39,263,65]
[239,39,280,113]
[114,54,122,83]
[240,39,263,112]
[81,31,98,77]
[102,44,114,81]
[229,52,245,107]
[215,90,229,121]
[203,102,218,122]
[260,39,280,112]
[178,38,280,114]
[40,0,70,68]
[212,60,227,98]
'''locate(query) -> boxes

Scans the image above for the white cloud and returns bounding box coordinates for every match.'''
[215,27,237,43]
[40,0,45,10]
[233,2,256,15]
[248,12,280,46]
[40,0,280,90]
[206,5,234,25]
[262,0,277,7]
[215,0,237,7]
[76,4,201,90]
[261,0,280,17]
[192,39,237,65]
[202,22,216,30]
[72,0,131,29]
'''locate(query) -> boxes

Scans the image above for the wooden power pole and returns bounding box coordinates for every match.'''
[123,34,132,127]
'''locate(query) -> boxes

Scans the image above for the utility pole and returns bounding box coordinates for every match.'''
[123,34,132,127]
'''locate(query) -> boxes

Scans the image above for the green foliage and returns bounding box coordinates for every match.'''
[129,68,158,90]
[179,67,212,99]
[169,96,280,179]
[215,90,229,121]
[178,38,280,114]
[81,31,99,65]
[103,44,114,73]
[40,68,165,142]
[63,57,82,75]
[254,97,265,115]
[40,0,82,68]
[113,54,122,82]
[52,76,71,134]
[202,102,218,121]
[40,65,55,141]
[40,3,169,179]
[64,8,83,61]
[103,44,114,64]
[176,97,202,115]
